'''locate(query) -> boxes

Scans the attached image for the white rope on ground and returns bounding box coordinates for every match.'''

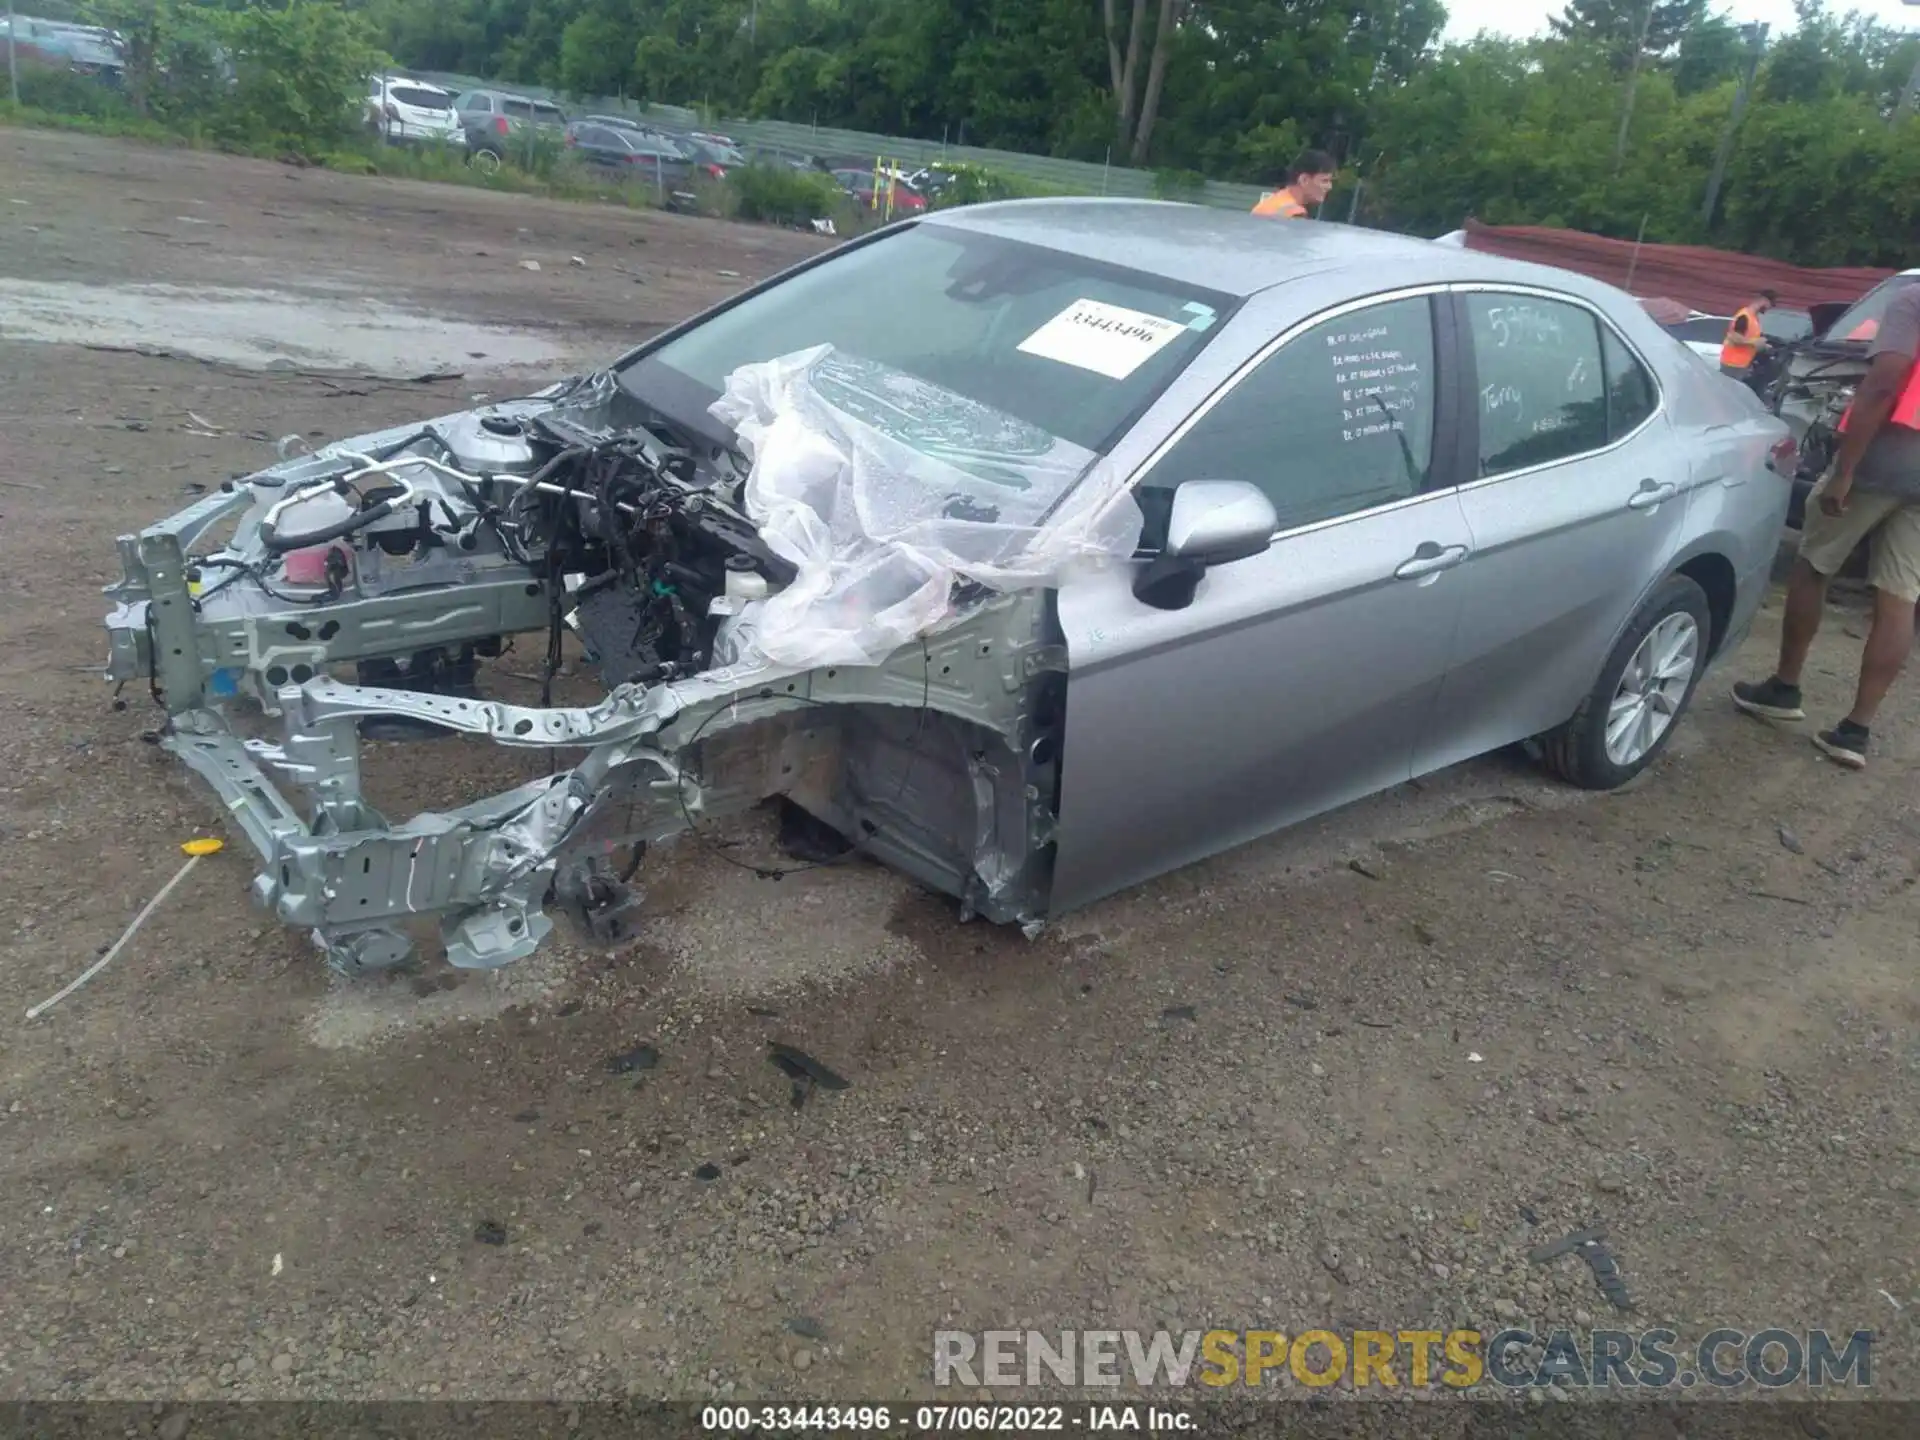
[25,840,223,1021]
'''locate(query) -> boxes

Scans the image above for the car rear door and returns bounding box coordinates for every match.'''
[456,92,493,144]
[1418,286,1693,774]
[1051,287,1476,915]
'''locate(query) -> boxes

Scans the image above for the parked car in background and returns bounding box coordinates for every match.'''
[454,89,569,172]
[1664,307,1811,363]
[829,167,928,214]
[2,14,124,80]
[365,76,463,148]
[577,114,675,140]
[676,134,748,176]
[745,145,828,174]
[1764,270,1920,528]
[563,122,697,193]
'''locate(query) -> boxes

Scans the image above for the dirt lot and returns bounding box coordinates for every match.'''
[2,128,1917,1409]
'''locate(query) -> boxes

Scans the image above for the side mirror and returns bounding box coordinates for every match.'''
[1133,480,1278,611]
[1807,301,1848,340]
[1165,479,1278,566]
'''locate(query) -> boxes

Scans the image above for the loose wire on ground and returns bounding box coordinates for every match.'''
[25,839,224,1021]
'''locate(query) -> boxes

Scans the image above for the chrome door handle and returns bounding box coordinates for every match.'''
[1394,543,1470,580]
[1628,481,1679,510]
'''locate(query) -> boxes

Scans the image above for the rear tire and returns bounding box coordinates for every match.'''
[1539,574,1711,791]
[469,148,502,175]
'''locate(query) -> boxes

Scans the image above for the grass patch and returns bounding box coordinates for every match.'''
[0,99,183,147]
[727,163,844,226]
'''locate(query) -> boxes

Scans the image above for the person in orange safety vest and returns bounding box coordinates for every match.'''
[1251,150,1336,220]
[1733,281,1920,770]
[1719,289,1777,374]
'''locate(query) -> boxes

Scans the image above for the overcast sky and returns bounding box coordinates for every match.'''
[1441,0,1920,43]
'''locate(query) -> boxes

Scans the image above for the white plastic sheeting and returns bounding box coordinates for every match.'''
[707,344,1144,669]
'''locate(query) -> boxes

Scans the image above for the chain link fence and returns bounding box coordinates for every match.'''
[408,69,1267,213]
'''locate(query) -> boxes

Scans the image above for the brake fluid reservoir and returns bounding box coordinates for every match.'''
[724,555,769,603]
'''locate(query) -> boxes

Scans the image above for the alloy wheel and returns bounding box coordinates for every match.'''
[1604,612,1700,767]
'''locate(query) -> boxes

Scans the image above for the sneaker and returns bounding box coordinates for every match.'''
[1731,677,1805,722]
[1813,721,1869,769]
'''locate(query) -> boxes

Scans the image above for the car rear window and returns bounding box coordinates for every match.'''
[1826,275,1920,345]
[532,103,566,125]
[1668,317,1728,344]
[503,99,533,119]
[390,86,451,111]
[1762,309,1811,341]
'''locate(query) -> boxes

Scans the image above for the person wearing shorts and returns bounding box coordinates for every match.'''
[1732,282,1920,768]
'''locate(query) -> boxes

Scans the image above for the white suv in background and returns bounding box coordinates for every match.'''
[366,76,464,148]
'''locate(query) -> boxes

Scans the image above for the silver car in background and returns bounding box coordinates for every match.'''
[104,202,1793,974]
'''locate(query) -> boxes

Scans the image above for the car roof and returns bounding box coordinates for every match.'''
[921,199,1634,302]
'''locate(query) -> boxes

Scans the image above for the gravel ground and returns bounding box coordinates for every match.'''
[1,129,1916,1410]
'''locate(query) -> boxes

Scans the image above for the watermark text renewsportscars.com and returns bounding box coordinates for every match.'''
[933,1328,1873,1392]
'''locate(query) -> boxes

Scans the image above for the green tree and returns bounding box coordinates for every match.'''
[211,1,387,150]
[209,0,1912,266]
[1548,0,1707,71]
[557,1,636,96]
[83,0,227,119]
[1673,13,1745,96]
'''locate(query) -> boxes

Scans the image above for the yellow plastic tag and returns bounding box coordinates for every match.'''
[181,838,225,857]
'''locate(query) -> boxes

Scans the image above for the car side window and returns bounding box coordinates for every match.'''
[1467,294,1610,476]
[1601,325,1657,438]
[1139,295,1439,537]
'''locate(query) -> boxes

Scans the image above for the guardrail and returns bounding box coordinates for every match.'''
[411,70,1267,213]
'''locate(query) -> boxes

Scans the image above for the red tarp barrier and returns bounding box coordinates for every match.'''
[1461,220,1897,316]
[1634,295,1692,326]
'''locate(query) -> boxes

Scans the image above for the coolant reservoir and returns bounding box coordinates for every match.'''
[270,487,357,586]
[274,487,355,542]
[724,555,769,603]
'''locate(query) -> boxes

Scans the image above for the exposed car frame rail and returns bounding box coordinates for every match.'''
[105,476,1061,973]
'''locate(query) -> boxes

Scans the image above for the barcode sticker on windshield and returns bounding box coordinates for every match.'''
[1017,299,1189,380]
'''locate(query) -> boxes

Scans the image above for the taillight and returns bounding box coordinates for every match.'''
[494,115,509,136]
[1768,435,1798,475]
[565,132,576,146]
[705,163,725,179]
[384,102,399,121]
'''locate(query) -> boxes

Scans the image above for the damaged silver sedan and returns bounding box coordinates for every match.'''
[103,200,1792,974]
